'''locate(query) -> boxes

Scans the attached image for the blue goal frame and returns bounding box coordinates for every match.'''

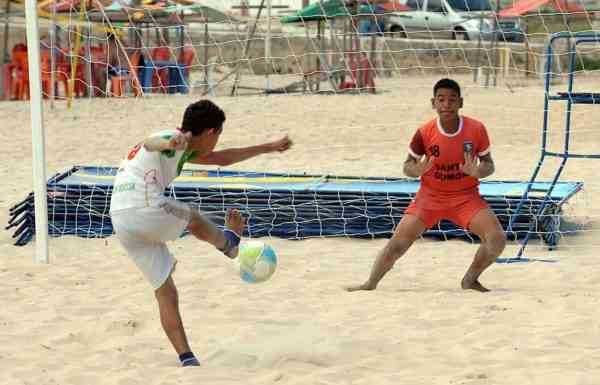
[508,31,600,258]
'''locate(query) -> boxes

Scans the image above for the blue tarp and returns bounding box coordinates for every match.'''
[7,166,583,246]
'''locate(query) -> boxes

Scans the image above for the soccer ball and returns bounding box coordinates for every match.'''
[237,240,277,283]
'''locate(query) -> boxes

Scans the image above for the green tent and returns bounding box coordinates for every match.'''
[280,0,376,24]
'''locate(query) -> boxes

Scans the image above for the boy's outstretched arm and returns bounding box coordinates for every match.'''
[190,136,293,166]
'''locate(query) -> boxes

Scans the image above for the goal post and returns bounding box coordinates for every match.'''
[24,0,49,263]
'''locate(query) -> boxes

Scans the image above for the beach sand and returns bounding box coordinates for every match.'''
[1,74,600,384]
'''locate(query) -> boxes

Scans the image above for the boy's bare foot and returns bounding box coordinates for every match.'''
[345,282,376,292]
[461,277,490,292]
[226,209,245,235]
[223,209,246,258]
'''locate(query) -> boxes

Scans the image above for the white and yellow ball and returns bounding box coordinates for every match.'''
[237,241,277,283]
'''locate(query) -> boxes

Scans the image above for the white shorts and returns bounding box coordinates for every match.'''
[110,199,191,289]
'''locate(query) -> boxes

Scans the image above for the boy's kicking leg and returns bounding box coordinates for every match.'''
[187,208,246,258]
[462,208,506,292]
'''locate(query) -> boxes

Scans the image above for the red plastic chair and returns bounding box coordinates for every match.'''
[3,44,28,100]
[71,47,89,98]
[178,45,196,83]
[88,45,107,96]
[2,62,15,100]
[12,43,26,53]
[11,49,29,100]
[340,52,376,93]
[40,49,69,99]
[56,56,85,99]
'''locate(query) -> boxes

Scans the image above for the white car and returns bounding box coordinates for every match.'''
[386,0,494,41]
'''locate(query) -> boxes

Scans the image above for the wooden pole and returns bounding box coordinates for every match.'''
[85,24,93,98]
[484,16,497,87]
[315,16,339,92]
[49,1,56,106]
[343,18,347,57]
[200,0,265,97]
[524,18,531,77]
[316,20,321,92]
[473,16,483,83]
[265,0,272,90]
[1,0,9,61]
[228,0,266,96]
[67,0,87,108]
[178,25,183,64]
[328,19,335,70]
[203,21,209,94]
[303,24,311,92]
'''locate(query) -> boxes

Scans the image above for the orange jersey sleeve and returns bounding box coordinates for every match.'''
[408,126,427,158]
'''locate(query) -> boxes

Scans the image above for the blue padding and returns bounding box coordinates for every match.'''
[6,166,583,246]
[62,166,582,200]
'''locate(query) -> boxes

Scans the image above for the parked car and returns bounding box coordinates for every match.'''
[497,17,526,43]
[386,0,494,41]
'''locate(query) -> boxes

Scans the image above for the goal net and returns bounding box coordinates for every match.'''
[3,0,600,258]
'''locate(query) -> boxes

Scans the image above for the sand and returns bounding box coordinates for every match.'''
[1,73,600,384]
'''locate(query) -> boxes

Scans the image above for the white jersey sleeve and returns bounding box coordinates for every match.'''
[110,130,198,212]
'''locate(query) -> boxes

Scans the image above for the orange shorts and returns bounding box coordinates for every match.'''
[404,193,489,230]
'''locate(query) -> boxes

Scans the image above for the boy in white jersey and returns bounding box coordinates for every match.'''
[110,100,292,367]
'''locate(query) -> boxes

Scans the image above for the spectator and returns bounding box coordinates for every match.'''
[106,32,132,76]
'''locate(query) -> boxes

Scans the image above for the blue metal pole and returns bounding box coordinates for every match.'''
[507,35,556,246]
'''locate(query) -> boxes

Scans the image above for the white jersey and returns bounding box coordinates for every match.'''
[110,130,197,212]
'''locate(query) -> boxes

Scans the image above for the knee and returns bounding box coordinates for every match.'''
[155,279,178,304]
[186,213,205,238]
[386,238,413,260]
[186,219,201,236]
[486,231,506,256]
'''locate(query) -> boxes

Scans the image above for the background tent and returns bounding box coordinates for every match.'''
[380,0,409,12]
[86,1,234,23]
[497,0,594,17]
[280,0,384,24]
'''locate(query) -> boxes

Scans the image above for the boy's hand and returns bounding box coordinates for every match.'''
[169,132,192,150]
[267,136,293,153]
[414,156,434,177]
[461,152,480,178]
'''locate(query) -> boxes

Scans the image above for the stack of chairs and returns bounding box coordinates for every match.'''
[6,166,582,247]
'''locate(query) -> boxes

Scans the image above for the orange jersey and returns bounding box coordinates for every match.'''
[408,116,491,208]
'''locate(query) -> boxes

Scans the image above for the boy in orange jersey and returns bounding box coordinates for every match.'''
[347,78,506,292]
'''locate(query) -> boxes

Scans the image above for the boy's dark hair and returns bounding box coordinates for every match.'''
[433,78,461,97]
[181,100,226,135]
